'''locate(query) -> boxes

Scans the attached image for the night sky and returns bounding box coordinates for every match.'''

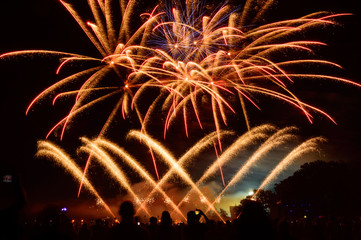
[1,0,361,218]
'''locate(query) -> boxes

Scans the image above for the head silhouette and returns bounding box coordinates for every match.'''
[187,211,198,225]
[118,201,135,223]
[236,199,273,239]
[161,211,172,226]
[149,216,157,226]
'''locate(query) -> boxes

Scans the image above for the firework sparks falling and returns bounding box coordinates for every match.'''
[137,2,360,138]
[172,124,276,213]
[253,136,326,198]
[36,141,115,217]
[78,137,152,216]
[87,138,187,220]
[1,0,360,141]
[205,126,298,213]
[1,0,360,220]
[1,0,164,141]
[129,129,233,213]
[33,124,325,220]
[127,129,225,221]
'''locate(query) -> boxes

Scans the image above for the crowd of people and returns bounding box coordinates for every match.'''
[0,170,360,240]
[2,199,361,240]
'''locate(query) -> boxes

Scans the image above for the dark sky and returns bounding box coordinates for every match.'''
[1,0,361,217]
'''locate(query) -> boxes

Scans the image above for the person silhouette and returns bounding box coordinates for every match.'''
[160,211,172,227]
[90,219,108,240]
[148,216,158,240]
[0,165,26,240]
[79,222,91,240]
[107,201,150,240]
[157,211,177,240]
[183,209,208,240]
[234,199,275,240]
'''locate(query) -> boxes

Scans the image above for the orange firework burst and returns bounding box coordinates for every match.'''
[1,0,164,141]
[1,0,359,140]
[1,0,360,196]
[135,1,360,143]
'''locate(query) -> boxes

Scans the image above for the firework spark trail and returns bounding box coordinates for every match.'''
[92,139,187,220]
[0,0,165,141]
[138,7,360,137]
[2,0,360,219]
[77,95,130,197]
[60,0,161,56]
[58,67,114,140]
[79,138,151,217]
[194,125,275,183]
[160,83,235,140]
[131,130,234,215]
[82,5,173,182]
[0,50,85,60]
[213,141,226,187]
[1,1,359,140]
[36,126,324,219]
[36,141,115,217]
[172,124,276,213]
[127,130,225,222]
[138,56,240,140]
[153,3,235,62]
[205,127,298,213]
[253,137,326,198]
[41,91,121,140]
[146,5,258,135]
[55,0,165,192]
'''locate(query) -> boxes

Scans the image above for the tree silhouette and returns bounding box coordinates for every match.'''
[274,160,361,217]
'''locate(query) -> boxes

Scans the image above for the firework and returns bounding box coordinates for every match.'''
[252,136,325,199]
[82,137,187,220]
[1,0,163,141]
[1,0,359,141]
[36,125,324,221]
[36,140,115,217]
[134,1,360,141]
[2,0,359,220]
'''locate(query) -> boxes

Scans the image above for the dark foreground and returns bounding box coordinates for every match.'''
[1,200,361,240]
